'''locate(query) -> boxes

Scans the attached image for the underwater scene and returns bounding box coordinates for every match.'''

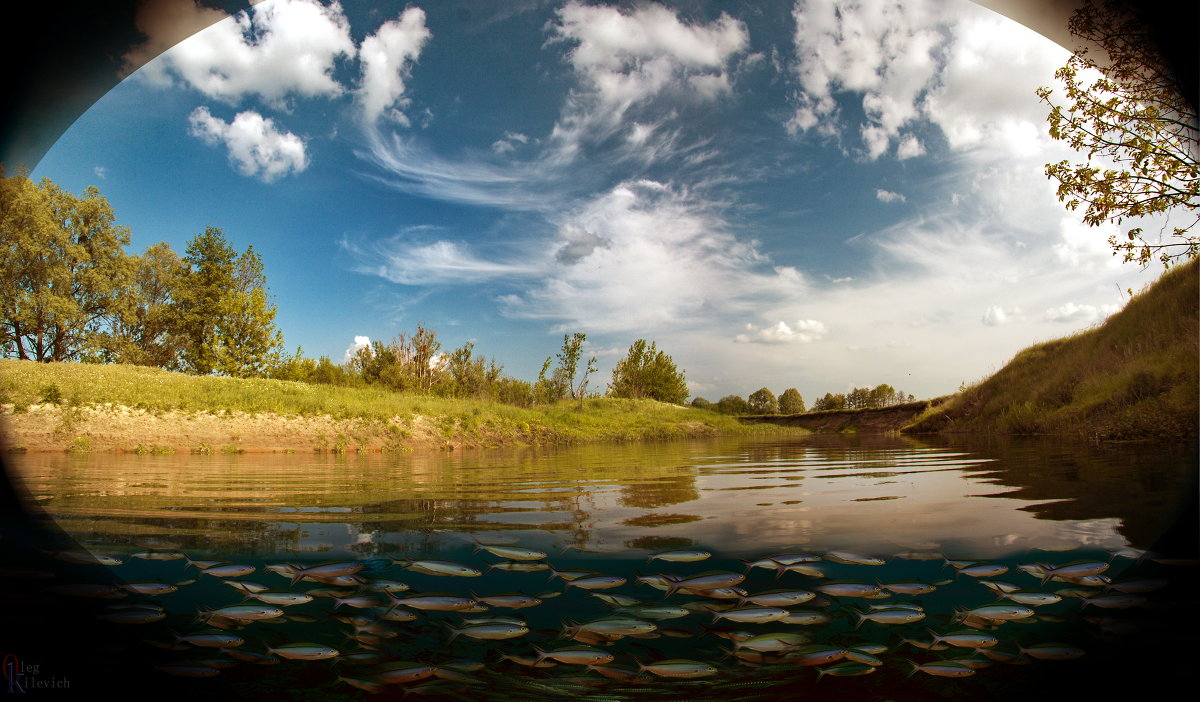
[1,435,1196,700]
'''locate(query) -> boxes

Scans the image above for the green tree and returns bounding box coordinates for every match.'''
[174,226,283,377]
[0,169,131,361]
[778,388,805,414]
[1037,0,1199,267]
[690,397,712,410]
[608,339,689,404]
[748,387,778,414]
[715,394,751,415]
[98,242,187,368]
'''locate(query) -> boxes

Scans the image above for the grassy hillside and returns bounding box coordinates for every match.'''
[0,360,787,452]
[906,259,1198,439]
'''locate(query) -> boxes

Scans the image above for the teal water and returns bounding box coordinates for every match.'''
[2,434,1196,700]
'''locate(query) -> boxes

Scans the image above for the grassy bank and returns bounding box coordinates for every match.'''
[0,359,788,453]
[906,259,1198,439]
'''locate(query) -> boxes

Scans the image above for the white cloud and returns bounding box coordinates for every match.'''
[896,134,925,159]
[1043,302,1119,324]
[343,236,541,286]
[547,1,748,161]
[735,320,827,344]
[93,166,108,179]
[357,7,431,126]
[139,0,356,108]
[188,106,308,182]
[491,132,531,155]
[875,188,906,203]
[343,335,371,362]
[498,180,805,334]
[982,305,1021,326]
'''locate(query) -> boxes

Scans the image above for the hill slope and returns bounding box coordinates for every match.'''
[906,259,1198,439]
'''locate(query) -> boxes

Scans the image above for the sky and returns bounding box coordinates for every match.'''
[31,0,1177,402]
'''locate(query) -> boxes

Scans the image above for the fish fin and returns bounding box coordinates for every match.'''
[904,659,919,677]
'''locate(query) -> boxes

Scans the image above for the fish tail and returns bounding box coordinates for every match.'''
[904,659,919,677]
[852,609,864,630]
[531,643,547,664]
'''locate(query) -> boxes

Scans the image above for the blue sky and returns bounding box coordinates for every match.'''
[32,0,1172,402]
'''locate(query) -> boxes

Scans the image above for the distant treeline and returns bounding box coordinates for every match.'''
[0,170,690,409]
[691,383,915,416]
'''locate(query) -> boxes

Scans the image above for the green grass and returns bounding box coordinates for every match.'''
[907,259,1198,439]
[0,359,787,447]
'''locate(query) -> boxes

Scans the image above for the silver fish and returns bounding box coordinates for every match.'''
[446,623,529,641]
[712,607,790,624]
[565,575,627,590]
[473,543,548,561]
[738,589,816,607]
[635,659,718,678]
[267,643,339,660]
[648,550,711,563]
[824,551,885,566]
[815,581,882,598]
[854,607,925,627]
[908,660,976,677]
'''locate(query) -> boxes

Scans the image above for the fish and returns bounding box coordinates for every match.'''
[853,607,925,627]
[590,592,642,607]
[568,618,658,637]
[824,551,886,566]
[472,592,542,609]
[532,645,615,665]
[185,558,226,571]
[907,660,976,677]
[263,642,340,660]
[784,645,848,666]
[200,563,256,578]
[997,590,1062,606]
[224,580,271,594]
[565,575,628,590]
[737,589,817,607]
[635,659,719,678]
[336,676,383,694]
[1018,642,1086,660]
[472,543,548,561]
[1039,560,1110,585]
[289,561,365,584]
[880,580,937,595]
[131,550,187,561]
[373,662,438,685]
[487,560,549,572]
[246,591,314,606]
[1080,593,1146,609]
[957,563,1009,578]
[663,572,746,598]
[959,604,1035,621]
[733,633,811,652]
[814,581,882,598]
[51,549,124,566]
[332,595,381,610]
[648,550,711,563]
[928,629,999,648]
[978,580,1023,594]
[119,580,185,596]
[365,578,411,593]
[842,649,884,666]
[388,593,477,611]
[198,604,285,622]
[173,630,245,648]
[780,610,832,626]
[615,605,689,620]
[97,607,166,624]
[446,623,529,641]
[548,567,597,582]
[817,662,876,679]
[712,607,790,624]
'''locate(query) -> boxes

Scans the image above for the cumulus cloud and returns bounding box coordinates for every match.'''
[93,166,108,179]
[139,0,356,107]
[875,188,906,203]
[735,320,827,344]
[357,7,431,126]
[982,305,1021,326]
[788,0,949,156]
[548,1,748,160]
[491,132,531,155]
[344,335,371,362]
[188,106,308,182]
[1042,302,1119,324]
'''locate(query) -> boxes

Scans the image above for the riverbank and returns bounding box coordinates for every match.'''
[0,360,792,453]
[906,259,1198,440]
[739,399,947,433]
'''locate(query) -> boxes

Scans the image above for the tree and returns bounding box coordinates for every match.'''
[0,169,131,361]
[779,388,805,414]
[608,339,689,404]
[715,394,751,415]
[173,226,283,377]
[1037,0,1199,267]
[748,387,778,414]
[690,397,712,410]
[99,242,187,368]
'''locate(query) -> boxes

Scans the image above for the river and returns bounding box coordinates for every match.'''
[1,434,1195,700]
